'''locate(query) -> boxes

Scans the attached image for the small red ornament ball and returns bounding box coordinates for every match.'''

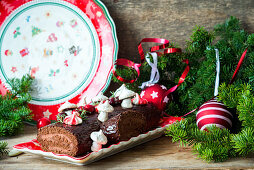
[37,117,51,129]
[196,99,233,131]
[140,84,171,110]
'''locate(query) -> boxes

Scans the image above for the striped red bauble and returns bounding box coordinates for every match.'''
[196,98,233,131]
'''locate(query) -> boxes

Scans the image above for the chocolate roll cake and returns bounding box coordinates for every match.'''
[37,113,100,157]
[37,104,161,157]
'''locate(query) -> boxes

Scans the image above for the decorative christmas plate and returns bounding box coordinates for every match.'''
[13,117,180,165]
[0,0,118,120]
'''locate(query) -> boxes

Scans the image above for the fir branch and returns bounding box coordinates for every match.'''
[166,119,234,162]
[231,127,254,156]
[113,16,254,162]
[0,141,8,158]
[0,74,33,137]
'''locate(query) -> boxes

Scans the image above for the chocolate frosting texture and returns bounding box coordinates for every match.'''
[37,104,161,157]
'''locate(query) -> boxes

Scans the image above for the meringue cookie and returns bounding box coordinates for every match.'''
[90,130,107,145]
[58,101,77,113]
[114,84,126,98]
[132,93,140,105]
[97,100,114,113]
[92,92,108,103]
[118,88,136,100]
[91,141,102,152]
[63,110,82,125]
[132,93,148,105]
[121,98,133,108]
[65,110,73,116]
[96,100,114,122]
[98,111,108,122]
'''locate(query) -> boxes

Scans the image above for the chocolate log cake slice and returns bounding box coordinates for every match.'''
[37,114,100,157]
[37,104,162,157]
[101,104,162,143]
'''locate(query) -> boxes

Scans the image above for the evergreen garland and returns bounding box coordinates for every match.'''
[113,16,254,162]
[0,74,33,137]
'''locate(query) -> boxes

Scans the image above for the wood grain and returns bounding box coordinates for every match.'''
[102,0,254,93]
[102,0,254,60]
[1,125,254,169]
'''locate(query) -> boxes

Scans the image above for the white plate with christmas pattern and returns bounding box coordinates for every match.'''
[0,0,118,121]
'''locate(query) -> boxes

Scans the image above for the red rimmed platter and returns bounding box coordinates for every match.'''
[0,0,118,121]
[13,117,182,165]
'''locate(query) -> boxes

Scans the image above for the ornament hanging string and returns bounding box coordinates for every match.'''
[112,38,182,83]
[139,52,160,89]
[175,49,220,119]
[214,49,220,96]
[180,47,248,118]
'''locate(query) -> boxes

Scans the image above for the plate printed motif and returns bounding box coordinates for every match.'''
[0,0,118,120]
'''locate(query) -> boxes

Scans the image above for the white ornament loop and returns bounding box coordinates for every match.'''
[139,52,160,89]
[214,48,220,96]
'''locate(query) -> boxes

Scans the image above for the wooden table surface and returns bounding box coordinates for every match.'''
[1,125,254,169]
[2,0,254,169]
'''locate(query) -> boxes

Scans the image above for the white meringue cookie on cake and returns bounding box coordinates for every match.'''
[132,93,140,105]
[65,110,73,116]
[118,87,136,100]
[96,100,114,122]
[90,130,107,145]
[132,93,148,105]
[92,92,108,103]
[121,98,133,108]
[98,111,109,122]
[96,100,114,113]
[63,111,82,125]
[117,87,135,109]
[91,141,102,152]
[114,84,126,98]
[58,101,77,113]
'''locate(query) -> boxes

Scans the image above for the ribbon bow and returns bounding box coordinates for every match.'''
[139,52,160,89]
[113,38,184,84]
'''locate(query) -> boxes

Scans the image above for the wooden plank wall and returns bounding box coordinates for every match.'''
[102,0,254,91]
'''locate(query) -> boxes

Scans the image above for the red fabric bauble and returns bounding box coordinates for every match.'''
[196,99,233,131]
[37,117,51,129]
[140,84,171,110]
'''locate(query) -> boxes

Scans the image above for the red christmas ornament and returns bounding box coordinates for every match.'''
[37,117,51,129]
[140,84,171,110]
[196,99,233,131]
